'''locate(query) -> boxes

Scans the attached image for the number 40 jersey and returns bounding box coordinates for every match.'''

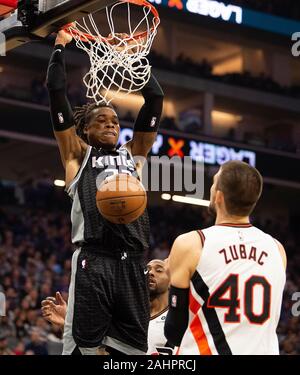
[177,223,286,355]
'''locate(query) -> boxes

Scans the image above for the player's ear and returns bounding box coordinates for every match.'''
[215,190,224,205]
[83,124,88,135]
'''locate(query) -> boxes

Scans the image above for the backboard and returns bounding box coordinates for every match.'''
[0,0,116,52]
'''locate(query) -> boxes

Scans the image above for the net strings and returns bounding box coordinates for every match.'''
[68,2,159,104]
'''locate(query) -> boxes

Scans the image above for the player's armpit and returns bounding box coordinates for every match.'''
[127,131,157,158]
[168,231,202,289]
[54,128,87,186]
[121,142,146,182]
[54,127,86,162]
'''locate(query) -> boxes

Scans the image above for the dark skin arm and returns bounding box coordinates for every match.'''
[54,127,87,188]
[51,31,162,184]
[125,75,164,159]
[51,31,87,188]
[127,132,157,159]
[115,34,163,159]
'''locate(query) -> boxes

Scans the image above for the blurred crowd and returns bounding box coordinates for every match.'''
[0,180,299,355]
[160,116,299,154]
[1,51,300,106]
[148,51,300,99]
[226,0,300,20]
[0,58,299,156]
[0,78,86,108]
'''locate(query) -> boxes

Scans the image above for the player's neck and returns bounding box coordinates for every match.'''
[91,141,116,152]
[215,212,250,225]
[150,292,169,318]
[96,145,116,152]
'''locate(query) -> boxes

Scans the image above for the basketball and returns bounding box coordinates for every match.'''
[96,174,147,224]
[2,0,299,358]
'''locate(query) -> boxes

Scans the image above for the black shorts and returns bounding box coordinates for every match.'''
[72,247,150,354]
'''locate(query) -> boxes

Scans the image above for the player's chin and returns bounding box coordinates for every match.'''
[149,283,157,292]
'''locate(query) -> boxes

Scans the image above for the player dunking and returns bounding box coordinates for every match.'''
[46,30,164,355]
[165,161,286,355]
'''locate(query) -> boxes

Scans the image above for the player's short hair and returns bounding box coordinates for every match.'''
[74,102,115,142]
[216,161,263,216]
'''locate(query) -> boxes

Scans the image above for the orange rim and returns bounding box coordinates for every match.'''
[62,0,160,44]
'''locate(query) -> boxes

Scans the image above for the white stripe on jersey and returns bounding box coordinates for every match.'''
[178,224,286,355]
[147,308,174,355]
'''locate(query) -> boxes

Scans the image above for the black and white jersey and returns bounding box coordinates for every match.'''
[67,145,150,255]
[147,308,174,355]
[178,224,285,355]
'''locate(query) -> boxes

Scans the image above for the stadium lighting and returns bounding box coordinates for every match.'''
[54,179,65,187]
[172,195,210,207]
[161,193,172,201]
[161,194,210,207]
[104,90,175,118]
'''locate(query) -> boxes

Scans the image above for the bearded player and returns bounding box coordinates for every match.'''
[165,161,286,355]
[41,260,173,355]
[147,259,174,355]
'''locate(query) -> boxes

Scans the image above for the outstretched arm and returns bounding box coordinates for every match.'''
[164,231,202,346]
[46,30,87,187]
[126,73,164,159]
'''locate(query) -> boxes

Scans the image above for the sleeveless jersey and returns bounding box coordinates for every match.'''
[67,145,150,255]
[177,224,286,355]
[147,308,174,355]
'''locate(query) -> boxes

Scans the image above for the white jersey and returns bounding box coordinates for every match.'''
[178,223,286,355]
[147,308,174,355]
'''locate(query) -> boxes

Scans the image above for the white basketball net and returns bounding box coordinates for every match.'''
[66,1,160,105]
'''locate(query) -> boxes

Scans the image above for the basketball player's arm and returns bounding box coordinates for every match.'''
[165,231,202,346]
[125,73,164,159]
[46,32,87,186]
[274,239,287,270]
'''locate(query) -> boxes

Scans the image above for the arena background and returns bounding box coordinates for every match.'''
[0,0,299,355]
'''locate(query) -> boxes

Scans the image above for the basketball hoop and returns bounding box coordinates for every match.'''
[63,0,160,105]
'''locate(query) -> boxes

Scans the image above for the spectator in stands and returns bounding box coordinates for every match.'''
[0,182,299,355]
[0,333,14,355]
[160,116,179,131]
[31,77,48,106]
[13,340,25,355]
[24,329,48,356]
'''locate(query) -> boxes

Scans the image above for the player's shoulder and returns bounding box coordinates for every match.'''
[172,230,203,255]
[170,231,202,276]
[272,237,287,270]
[256,228,287,270]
